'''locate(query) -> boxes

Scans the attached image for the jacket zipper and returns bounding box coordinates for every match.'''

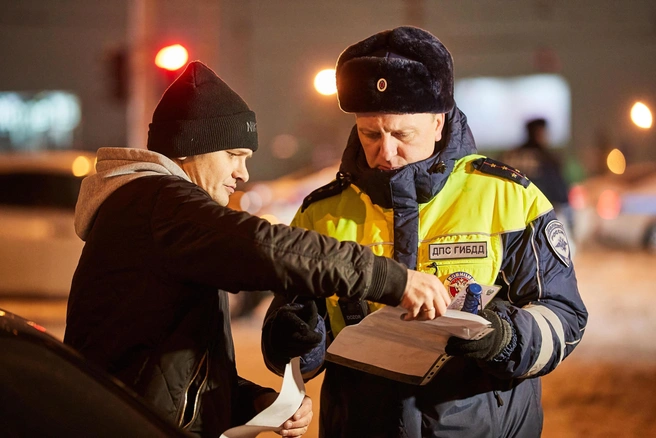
[493,390,504,407]
[177,351,209,429]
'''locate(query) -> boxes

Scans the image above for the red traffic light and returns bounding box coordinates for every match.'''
[155,44,189,71]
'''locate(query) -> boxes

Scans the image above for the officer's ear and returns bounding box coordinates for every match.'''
[434,113,446,142]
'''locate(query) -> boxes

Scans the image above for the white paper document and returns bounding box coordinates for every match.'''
[220,357,305,438]
[326,306,494,385]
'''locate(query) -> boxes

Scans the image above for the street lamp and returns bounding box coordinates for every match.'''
[314,69,337,96]
[606,148,626,175]
[630,101,652,129]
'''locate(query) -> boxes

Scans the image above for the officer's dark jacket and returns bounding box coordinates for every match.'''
[263,108,588,438]
[64,148,406,437]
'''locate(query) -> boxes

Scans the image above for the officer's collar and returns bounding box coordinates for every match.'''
[339,107,477,209]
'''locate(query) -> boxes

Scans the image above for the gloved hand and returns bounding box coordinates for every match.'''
[445,309,515,362]
[264,300,323,359]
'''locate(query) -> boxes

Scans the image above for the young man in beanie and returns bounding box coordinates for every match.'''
[262,27,588,437]
[64,60,451,437]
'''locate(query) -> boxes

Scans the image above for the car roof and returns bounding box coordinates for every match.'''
[0,307,190,437]
[582,161,656,191]
[0,149,97,175]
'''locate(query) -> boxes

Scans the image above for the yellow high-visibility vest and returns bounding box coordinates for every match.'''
[292,154,553,337]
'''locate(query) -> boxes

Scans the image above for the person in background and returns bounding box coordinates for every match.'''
[64,61,450,438]
[262,26,588,437]
[501,118,576,243]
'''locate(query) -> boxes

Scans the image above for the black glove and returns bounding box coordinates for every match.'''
[265,300,322,359]
[445,309,515,362]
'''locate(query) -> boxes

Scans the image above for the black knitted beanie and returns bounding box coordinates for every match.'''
[336,26,455,114]
[147,61,258,157]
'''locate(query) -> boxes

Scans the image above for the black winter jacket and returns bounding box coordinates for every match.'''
[263,108,587,437]
[64,148,406,437]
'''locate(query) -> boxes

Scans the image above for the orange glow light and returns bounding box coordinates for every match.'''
[606,149,626,175]
[155,44,189,71]
[631,102,653,129]
[314,69,337,95]
[72,155,92,177]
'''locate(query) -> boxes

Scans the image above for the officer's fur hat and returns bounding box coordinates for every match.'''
[336,26,455,114]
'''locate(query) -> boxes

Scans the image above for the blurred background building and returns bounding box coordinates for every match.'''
[1,0,654,180]
[1,4,656,436]
[1,0,655,247]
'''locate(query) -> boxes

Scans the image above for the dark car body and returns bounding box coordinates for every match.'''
[0,307,192,437]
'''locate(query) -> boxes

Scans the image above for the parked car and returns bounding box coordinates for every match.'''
[0,307,191,437]
[0,150,96,297]
[570,162,656,252]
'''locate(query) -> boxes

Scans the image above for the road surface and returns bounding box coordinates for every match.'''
[1,247,655,437]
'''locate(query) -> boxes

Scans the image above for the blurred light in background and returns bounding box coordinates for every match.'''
[249,184,273,205]
[569,184,587,210]
[597,189,621,220]
[606,148,626,175]
[260,214,281,224]
[314,69,337,95]
[631,102,653,129]
[454,74,571,150]
[270,134,299,159]
[239,190,263,214]
[0,92,81,151]
[71,155,92,177]
[155,44,189,71]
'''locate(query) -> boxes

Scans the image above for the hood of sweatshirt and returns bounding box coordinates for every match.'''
[74,147,190,241]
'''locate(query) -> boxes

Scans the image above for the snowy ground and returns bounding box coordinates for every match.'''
[232,247,656,437]
[539,247,656,437]
[2,247,655,437]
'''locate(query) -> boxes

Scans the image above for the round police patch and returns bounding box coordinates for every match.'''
[545,220,571,267]
[445,271,474,297]
[377,78,387,92]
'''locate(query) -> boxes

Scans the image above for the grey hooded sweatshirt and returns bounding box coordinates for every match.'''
[64,147,407,437]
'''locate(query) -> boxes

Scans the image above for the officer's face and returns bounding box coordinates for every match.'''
[355,113,445,170]
[178,148,252,206]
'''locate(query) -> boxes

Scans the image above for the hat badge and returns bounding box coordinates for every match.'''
[376,78,387,92]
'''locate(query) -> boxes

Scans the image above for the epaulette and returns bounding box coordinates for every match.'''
[471,157,530,188]
[301,172,352,212]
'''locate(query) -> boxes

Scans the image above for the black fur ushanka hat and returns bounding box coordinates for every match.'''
[336,26,455,114]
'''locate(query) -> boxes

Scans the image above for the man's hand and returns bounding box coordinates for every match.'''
[400,269,451,321]
[279,396,313,437]
[253,393,313,437]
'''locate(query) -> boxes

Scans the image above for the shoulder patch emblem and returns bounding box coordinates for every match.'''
[545,220,571,267]
[472,157,530,188]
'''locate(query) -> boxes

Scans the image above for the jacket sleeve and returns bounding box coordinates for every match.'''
[149,177,406,305]
[481,209,588,379]
[233,376,277,425]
